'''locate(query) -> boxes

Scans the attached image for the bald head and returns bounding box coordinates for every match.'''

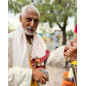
[21,4,40,18]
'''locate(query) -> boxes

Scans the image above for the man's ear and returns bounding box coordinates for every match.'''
[19,15,22,22]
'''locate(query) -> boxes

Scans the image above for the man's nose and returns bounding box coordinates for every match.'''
[30,19,34,27]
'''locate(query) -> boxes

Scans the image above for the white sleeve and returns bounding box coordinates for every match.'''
[8,67,32,86]
[46,46,66,66]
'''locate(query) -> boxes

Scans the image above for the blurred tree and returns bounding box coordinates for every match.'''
[8,0,31,14]
[8,0,75,45]
[75,0,77,26]
[67,30,74,37]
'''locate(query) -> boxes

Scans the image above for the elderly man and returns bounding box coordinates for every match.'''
[8,4,76,86]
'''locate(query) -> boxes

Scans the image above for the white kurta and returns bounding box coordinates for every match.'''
[8,31,65,86]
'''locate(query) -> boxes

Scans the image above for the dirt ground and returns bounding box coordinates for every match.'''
[41,65,66,86]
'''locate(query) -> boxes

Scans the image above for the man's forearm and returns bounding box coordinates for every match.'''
[45,46,65,66]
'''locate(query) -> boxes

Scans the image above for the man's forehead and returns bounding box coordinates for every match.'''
[25,10,39,19]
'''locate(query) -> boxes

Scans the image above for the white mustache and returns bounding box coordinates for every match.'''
[26,26,35,31]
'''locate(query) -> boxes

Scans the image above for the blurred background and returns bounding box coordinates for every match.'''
[8,0,77,86]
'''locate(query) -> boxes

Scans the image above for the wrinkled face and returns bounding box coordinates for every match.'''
[20,10,39,35]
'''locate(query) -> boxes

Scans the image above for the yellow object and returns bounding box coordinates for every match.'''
[28,53,37,86]
[71,61,77,65]
[68,60,77,79]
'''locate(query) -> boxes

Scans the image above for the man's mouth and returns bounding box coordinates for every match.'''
[27,28,34,33]
[29,29,34,33]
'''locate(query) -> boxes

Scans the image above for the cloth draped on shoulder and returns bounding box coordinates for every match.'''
[12,25,48,67]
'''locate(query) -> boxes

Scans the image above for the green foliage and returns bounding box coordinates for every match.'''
[37,0,74,28]
[8,0,75,25]
[8,0,75,45]
[8,0,30,14]
[66,30,74,37]
[8,0,75,28]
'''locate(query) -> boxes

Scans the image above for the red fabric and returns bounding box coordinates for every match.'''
[61,72,75,86]
[74,24,77,33]
[36,65,45,68]
[31,49,50,68]
[39,49,50,63]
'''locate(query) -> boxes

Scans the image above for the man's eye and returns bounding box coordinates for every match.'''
[34,19,39,23]
[26,18,32,22]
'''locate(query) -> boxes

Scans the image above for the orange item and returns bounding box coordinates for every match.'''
[61,72,75,86]
[28,54,37,86]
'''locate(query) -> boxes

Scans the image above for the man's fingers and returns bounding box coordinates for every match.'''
[39,73,48,85]
[65,45,77,52]
[39,78,43,84]
[65,48,76,57]
[64,50,72,57]
[42,73,49,81]
[64,45,72,51]
[40,76,46,85]
[64,51,68,56]
[32,68,49,85]
[67,50,73,56]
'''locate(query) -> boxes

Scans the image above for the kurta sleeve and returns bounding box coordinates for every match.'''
[45,46,66,66]
[8,32,32,86]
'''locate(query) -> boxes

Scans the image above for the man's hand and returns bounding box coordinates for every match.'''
[64,45,77,60]
[32,68,49,85]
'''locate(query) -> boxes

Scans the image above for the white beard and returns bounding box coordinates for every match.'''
[24,26,36,35]
[24,29,35,35]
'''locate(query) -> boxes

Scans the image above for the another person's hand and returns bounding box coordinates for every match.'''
[32,68,49,85]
